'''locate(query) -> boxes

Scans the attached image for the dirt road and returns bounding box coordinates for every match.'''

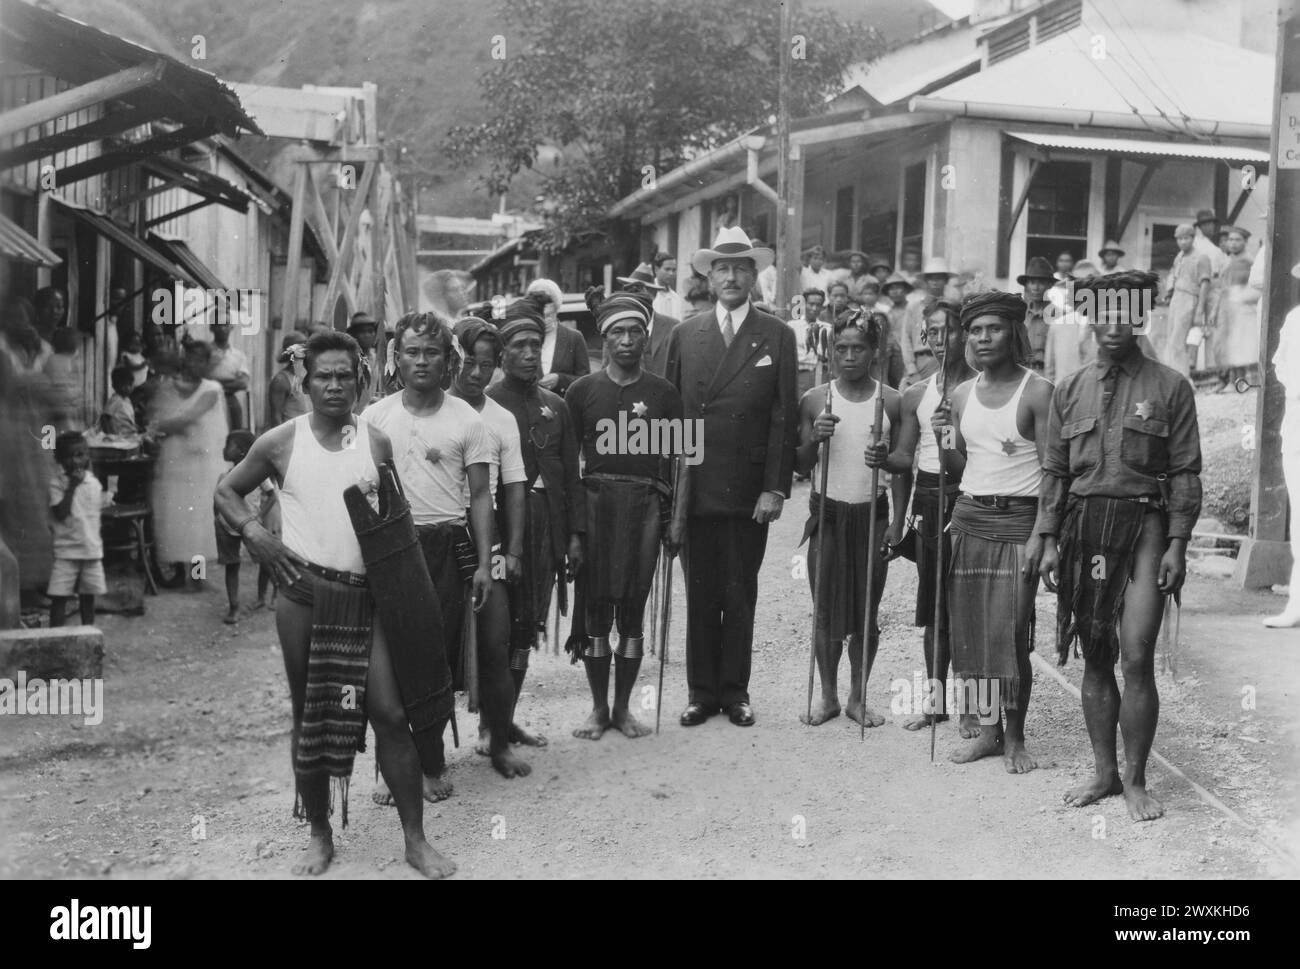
[1,477,1296,879]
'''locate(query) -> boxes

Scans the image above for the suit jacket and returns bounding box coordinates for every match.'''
[643,311,675,376]
[547,324,592,395]
[666,305,797,518]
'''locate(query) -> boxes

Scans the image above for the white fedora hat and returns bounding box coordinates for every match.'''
[691,226,774,276]
[920,256,956,278]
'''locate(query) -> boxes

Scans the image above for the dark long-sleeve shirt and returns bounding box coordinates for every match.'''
[486,380,584,557]
[1038,349,1201,540]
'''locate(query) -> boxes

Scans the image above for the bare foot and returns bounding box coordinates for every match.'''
[949,728,1003,764]
[902,713,948,731]
[800,699,841,726]
[491,748,532,778]
[846,702,885,728]
[1063,773,1123,808]
[372,778,395,806]
[509,722,548,747]
[423,774,453,803]
[572,708,609,740]
[611,708,651,738]
[1123,784,1165,822]
[405,837,456,879]
[1263,610,1300,628]
[1003,738,1038,774]
[255,597,269,611]
[474,726,491,757]
[291,832,333,876]
[222,607,239,625]
[957,714,981,739]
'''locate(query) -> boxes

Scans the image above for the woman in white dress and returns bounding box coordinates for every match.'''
[147,342,228,584]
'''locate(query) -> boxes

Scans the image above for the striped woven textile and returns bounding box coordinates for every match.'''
[293,577,373,827]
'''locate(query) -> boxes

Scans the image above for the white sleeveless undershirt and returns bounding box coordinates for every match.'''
[915,373,942,475]
[814,380,889,504]
[958,369,1040,498]
[280,414,378,573]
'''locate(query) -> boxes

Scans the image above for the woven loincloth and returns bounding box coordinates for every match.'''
[947,497,1037,709]
[1056,494,1149,666]
[802,490,888,642]
[292,571,372,828]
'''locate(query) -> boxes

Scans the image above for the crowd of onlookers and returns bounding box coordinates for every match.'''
[766,207,1264,399]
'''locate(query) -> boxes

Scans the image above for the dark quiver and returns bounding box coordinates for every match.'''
[344,461,454,775]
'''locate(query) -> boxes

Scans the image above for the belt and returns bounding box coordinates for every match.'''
[300,560,368,587]
[967,494,1038,509]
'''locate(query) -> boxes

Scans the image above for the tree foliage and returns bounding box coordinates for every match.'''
[447,0,883,251]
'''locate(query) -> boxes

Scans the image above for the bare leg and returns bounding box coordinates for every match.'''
[1003,570,1038,774]
[275,595,333,876]
[800,623,842,725]
[1064,658,1123,807]
[611,653,651,738]
[846,553,888,728]
[256,565,272,608]
[224,563,240,623]
[367,619,457,878]
[574,653,611,740]
[49,596,67,628]
[903,624,951,730]
[479,581,530,775]
[78,594,95,626]
[1118,514,1166,821]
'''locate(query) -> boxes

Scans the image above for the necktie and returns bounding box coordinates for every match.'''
[1102,365,1119,413]
[722,312,735,348]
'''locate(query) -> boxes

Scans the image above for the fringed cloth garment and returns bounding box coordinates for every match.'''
[506,490,562,650]
[290,569,373,828]
[910,469,959,628]
[1055,494,1153,665]
[570,474,667,655]
[947,497,1037,711]
[801,490,889,643]
[415,522,478,690]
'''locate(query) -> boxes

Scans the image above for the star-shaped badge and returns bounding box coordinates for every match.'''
[540,405,554,421]
[1001,438,1017,456]
[425,446,442,464]
[1134,400,1152,420]
[632,400,647,417]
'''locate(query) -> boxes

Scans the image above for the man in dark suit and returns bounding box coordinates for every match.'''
[526,278,591,396]
[617,262,676,376]
[666,227,798,727]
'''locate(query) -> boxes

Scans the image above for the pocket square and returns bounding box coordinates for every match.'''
[755,355,773,367]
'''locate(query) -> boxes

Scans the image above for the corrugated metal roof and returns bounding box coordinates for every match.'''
[926,26,1272,131]
[52,199,197,285]
[148,235,227,290]
[1007,132,1269,164]
[0,213,61,267]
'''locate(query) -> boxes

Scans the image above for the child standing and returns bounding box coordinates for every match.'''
[48,431,105,627]
[213,430,276,623]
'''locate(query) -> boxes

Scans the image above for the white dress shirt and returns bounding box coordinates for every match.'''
[715,300,750,337]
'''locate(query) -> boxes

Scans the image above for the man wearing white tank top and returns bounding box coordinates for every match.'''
[794,312,906,728]
[892,300,977,736]
[932,292,1054,775]
[216,330,456,879]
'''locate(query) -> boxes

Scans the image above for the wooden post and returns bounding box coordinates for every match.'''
[280,163,307,330]
[775,0,800,315]
[1237,1,1300,589]
[371,166,390,318]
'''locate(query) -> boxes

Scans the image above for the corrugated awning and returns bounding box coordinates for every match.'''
[0,213,61,267]
[1007,131,1270,167]
[147,234,226,290]
[52,199,197,284]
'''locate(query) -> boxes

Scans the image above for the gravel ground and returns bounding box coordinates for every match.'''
[1,469,1295,880]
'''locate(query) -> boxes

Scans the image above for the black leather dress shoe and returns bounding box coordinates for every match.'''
[726,702,755,727]
[679,703,714,727]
